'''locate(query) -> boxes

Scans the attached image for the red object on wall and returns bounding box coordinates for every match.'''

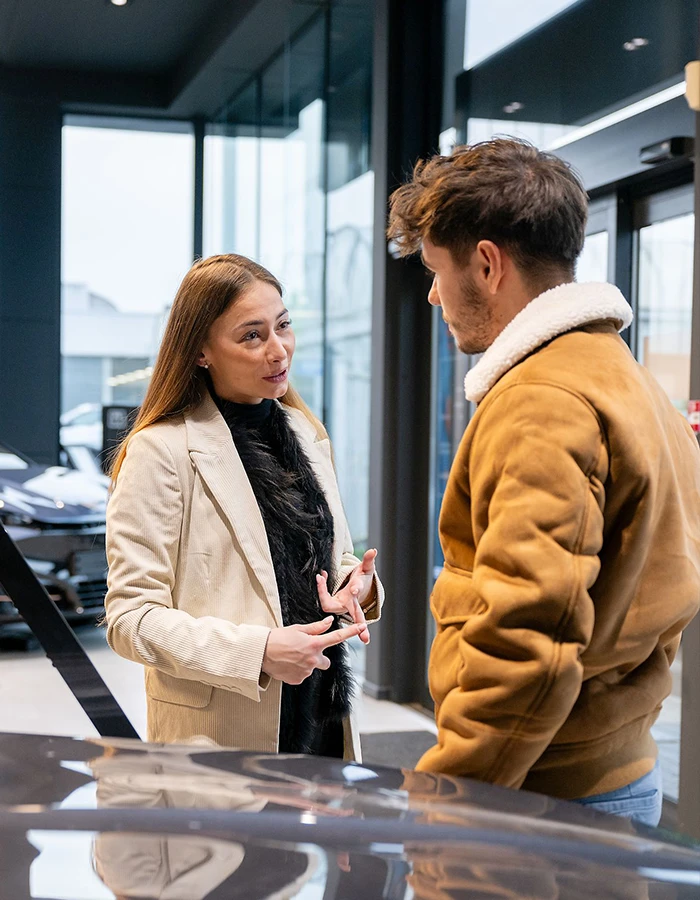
[688,400,700,433]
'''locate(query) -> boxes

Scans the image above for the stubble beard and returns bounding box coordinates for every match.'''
[453,272,493,356]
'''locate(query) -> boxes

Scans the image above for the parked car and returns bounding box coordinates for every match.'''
[0,441,108,634]
[59,442,109,481]
[60,402,103,452]
[0,731,699,899]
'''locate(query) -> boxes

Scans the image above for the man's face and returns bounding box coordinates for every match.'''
[422,237,495,355]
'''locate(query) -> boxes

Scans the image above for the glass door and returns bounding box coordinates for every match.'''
[633,183,694,805]
[635,187,695,415]
[578,196,615,284]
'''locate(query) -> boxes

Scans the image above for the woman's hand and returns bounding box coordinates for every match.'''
[315,549,377,645]
[262,617,366,684]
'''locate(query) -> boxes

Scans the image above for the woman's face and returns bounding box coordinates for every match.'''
[198,280,295,404]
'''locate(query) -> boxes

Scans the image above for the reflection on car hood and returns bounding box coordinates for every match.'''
[0,733,699,899]
[0,468,106,524]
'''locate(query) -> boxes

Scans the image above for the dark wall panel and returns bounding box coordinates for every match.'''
[365,0,444,703]
[0,96,62,464]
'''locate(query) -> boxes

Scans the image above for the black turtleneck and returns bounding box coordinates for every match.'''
[212,390,353,758]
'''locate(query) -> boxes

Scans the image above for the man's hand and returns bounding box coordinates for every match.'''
[262,617,366,684]
[315,549,377,644]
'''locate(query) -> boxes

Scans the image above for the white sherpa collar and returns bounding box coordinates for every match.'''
[464,281,633,403]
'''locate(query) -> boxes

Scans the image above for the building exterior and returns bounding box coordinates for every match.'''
[61,283,164,413]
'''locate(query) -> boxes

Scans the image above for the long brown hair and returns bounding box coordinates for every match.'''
[110,254,327,483]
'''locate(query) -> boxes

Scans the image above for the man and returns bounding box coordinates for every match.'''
[388,138,700,825]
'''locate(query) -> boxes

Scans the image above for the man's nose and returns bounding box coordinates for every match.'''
[427,277,440,306]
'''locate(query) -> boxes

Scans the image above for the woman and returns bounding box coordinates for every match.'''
[105,254,383,759]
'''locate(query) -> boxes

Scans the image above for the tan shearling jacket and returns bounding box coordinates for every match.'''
[417,282,700,799]
[105,393,383,758]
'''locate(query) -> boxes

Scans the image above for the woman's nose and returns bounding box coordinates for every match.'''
[267,333,287,361]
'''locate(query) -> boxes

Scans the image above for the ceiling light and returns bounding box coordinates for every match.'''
[109,0,130,6]
[624,37,649,51]
[503,101,524,114]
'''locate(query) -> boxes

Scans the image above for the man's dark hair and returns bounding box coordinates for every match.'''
[388,138,588,280]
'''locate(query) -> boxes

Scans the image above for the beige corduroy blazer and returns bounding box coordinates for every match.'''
[104,393,383,759]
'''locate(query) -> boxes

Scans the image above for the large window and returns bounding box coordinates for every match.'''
[61,121,195,463]
[203,2,374,551]
[202,3,374,682]
[637,211,694,413]
[633,185,694,805]
[324,1,373,553]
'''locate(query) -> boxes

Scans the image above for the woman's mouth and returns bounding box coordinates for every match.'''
[263,368,288,384]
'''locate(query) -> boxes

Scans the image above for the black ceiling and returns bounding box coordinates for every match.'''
[0,0,227,73]
[0,0,325,120]
[457,0,700,127]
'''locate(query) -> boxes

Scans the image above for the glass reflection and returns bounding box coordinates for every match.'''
[637,213,694,414]
[577,231,609,283]
[1,733,696,900]
[464,0,584,68]
[636,211,693,804]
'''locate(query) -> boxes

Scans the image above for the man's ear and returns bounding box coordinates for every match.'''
[475,240,505,295]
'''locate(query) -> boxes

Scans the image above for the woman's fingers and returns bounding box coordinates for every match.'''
[317,573,351,614]
[317,622,366,649]
[319,597,347,614]
[360,548,377,574]
[316,572,338,611]
[351,593,367,628]
[316,570,369,642]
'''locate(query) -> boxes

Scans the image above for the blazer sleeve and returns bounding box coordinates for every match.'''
[104,428,271,703]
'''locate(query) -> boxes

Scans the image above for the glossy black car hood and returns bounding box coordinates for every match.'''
[0,468,106,525]
[0,732,699,899]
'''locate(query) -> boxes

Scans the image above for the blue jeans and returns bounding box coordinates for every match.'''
[572,761,663,827]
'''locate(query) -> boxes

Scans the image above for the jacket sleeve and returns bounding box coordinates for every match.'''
[104,428,271,703]
[417,383,607,787]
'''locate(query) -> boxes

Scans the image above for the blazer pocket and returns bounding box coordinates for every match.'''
[146,668,213,708]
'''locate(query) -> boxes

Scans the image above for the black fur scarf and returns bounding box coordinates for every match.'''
[215,395,354,756]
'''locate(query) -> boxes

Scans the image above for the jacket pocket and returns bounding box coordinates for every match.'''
[432,564,486,626]
[146,668,213,708]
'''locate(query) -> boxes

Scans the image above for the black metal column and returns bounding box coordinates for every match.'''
[0,93,62,465]
[0,523,139,739]
[364,0,445,703]
[193,117,205,260]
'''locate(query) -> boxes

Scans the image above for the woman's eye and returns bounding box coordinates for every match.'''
[244,330,260,342]
[279,320,292,330]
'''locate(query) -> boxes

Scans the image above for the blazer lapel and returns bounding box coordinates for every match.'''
[185,394,282,627]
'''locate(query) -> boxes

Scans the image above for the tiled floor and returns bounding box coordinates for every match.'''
[0,625,436,742]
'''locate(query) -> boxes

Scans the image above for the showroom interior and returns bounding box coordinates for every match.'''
[1,0,700,841]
